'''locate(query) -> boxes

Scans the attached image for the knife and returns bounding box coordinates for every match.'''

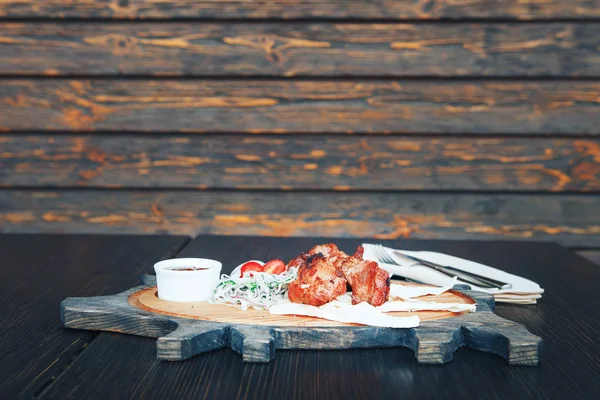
[394,251,513,290]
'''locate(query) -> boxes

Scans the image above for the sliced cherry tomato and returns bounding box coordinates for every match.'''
[240,261,264,277]
[263,259,286,275]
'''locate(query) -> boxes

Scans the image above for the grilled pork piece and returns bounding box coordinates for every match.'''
[287,252,346,306]
[287,244,390,307]
[339,247,390,307]
[287,243,346,273]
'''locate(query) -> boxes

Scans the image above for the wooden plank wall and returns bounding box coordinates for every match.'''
[0,1,599,261]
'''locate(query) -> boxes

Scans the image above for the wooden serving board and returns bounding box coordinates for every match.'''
[61,275,542,366]
[129,285,475,326]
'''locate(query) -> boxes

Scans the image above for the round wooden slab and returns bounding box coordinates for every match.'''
[128,282,476,327]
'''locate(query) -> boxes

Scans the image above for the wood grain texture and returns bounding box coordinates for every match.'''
[2,135,599,191]
[0,234,188,400]
[2,80,600,134]
[63,277,541,365]
[40,236,600,400]
[577,250,600,266]
[1,190,599,247]
[2,23,600,77]
[0,0,598,19]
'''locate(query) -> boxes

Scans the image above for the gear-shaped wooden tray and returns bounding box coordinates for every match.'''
[61,275,542,366]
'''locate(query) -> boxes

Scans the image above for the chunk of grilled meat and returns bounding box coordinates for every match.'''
[297,244,347,262]
[287,252,347,306]
[287,243,347,276]
[340,247,390,306]
[287,243,390,307]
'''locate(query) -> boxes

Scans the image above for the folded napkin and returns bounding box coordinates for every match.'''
[362,244,544,304]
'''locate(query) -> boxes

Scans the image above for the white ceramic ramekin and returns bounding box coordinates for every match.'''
[154,258,222,302]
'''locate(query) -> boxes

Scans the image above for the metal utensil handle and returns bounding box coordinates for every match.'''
[425,264,499,289]
[398,252,508,289]
[439,265,512,289]
[416,258,511,289]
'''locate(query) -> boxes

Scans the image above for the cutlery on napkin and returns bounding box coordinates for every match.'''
[362,243,544,304]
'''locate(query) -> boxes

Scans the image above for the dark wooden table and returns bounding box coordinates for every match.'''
[2,234,599,400]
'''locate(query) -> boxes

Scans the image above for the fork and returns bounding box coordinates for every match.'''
[372,244,512,290]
